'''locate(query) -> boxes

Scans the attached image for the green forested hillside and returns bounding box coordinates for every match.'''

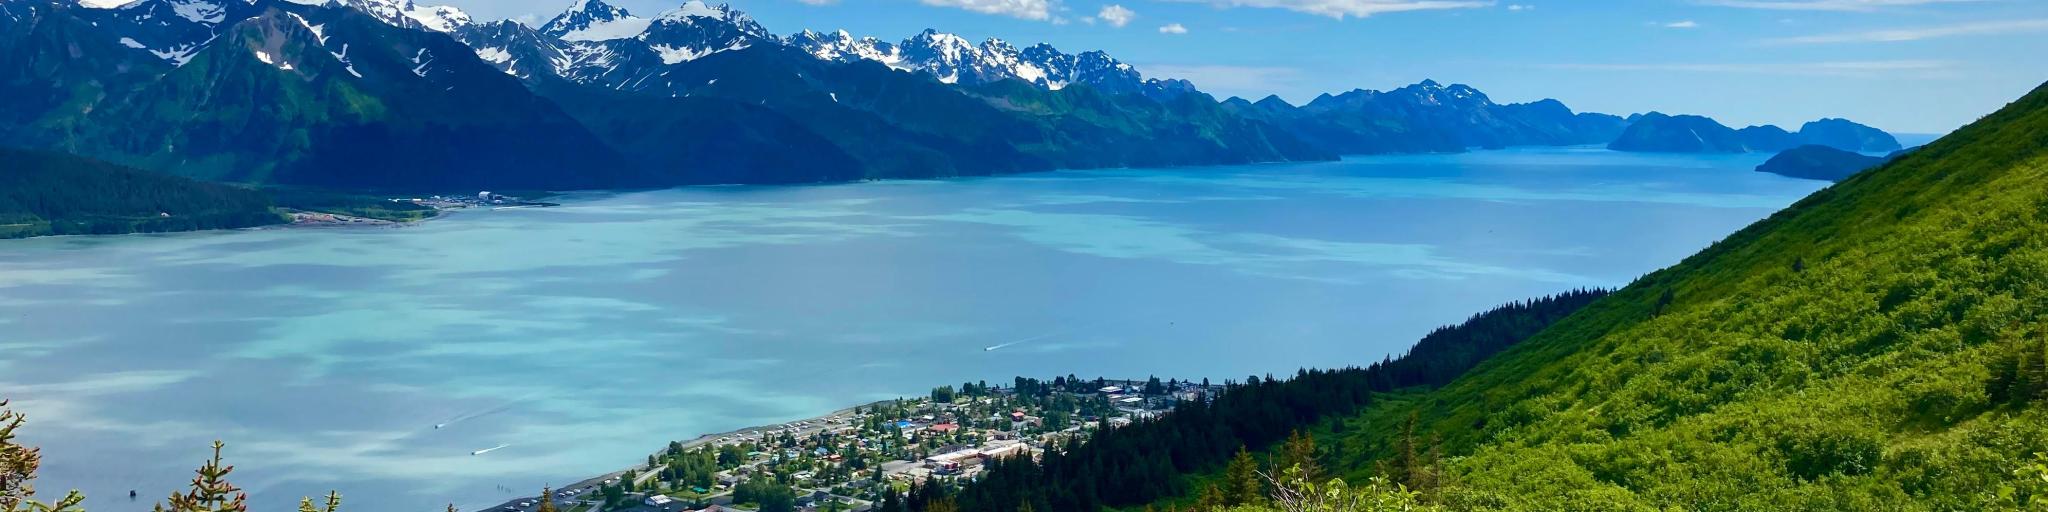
[900,83,2048,512]
[0,148,285,238]
[1320,81,2048,510]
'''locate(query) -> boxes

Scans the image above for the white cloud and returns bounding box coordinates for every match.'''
[1537,60,1957,77]
[919,0,1056,20]
[1766,18,2048,44]
[1158,22,1190,33]
[1664,20,1699,28]
[1098,4,1137,27]
[1697,0,1982,11]
[1162,0,1493,19]
[1506,3,1533,10]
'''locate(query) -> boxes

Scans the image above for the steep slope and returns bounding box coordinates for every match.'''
[793,28,1194,101]
[1337,81,2048,510]
[6,0,644,191]
[335,0,471,33]
[0,147,284,238]
[541,44,1329,181]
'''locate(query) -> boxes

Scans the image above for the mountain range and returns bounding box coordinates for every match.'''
[1223,82,1631,153]
[0,0,1901,193]
[1611,112,1903,154]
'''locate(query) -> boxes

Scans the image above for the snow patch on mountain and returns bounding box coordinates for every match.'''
[475,46,511,64]
[339,0,471,32]
[286,11,325,43]
[171,0,224,23]
[560,15,648,41]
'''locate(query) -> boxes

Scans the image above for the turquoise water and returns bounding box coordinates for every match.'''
[0,148,1823,511]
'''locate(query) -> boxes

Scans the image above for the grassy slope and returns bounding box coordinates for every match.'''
[1325,82,2048,510]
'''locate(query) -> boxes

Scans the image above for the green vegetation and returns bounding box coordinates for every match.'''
[734,479,798,512]
[881,290,1606,511]
[265,188,438,223]
[892,81,2048,511]
[0,148,286,238]
[2,400,371,512]
[1323,79,2048,512]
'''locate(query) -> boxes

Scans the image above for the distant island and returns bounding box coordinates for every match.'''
[1754,145,1898,182]
[1610,114,1901,154]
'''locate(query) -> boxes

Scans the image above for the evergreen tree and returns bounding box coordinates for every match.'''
[1280,431,1320,485]
[1,400,83,512]
[1223,448,1262,506]
[296,492,342,512]
[153,441,248,512]
[1195,484,1225,512]
[536,487,556,512]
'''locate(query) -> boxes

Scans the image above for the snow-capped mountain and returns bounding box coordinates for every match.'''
[639,1,772,64]
[76,0,269,65]
[480,0,772,88]
[538,0,644,41]
[791,27,1191,99]
[788,29,903,69]
[334,0,469,33]
[455,19,569,79]
[1304,80,1493,113]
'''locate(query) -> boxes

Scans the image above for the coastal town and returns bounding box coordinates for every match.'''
[287,191,559,227]
[491,376,1219,512]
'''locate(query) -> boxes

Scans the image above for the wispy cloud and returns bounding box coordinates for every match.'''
[919,0,1055,20]
[1697,0,1981,11]
[1537,60,1957,77]
[1159,22,1191,33]
[1098,4,1137,27]
[1663,20,1700,28]
[1506,4,1533,10]
[1766,18,2048,44]
[1162,0,1493,19]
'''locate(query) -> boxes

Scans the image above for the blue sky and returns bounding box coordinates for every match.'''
[448,0,2048,134]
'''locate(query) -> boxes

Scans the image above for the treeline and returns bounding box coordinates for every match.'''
[883,288,1608,512]
[0,148,285,238]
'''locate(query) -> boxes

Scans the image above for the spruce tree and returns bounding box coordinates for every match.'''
[154,441,249,512]
[1,400,84,512]
[1281,431,1321,485]
[1195,483,1225,511]
[296,492,342,512]
[1222,448,1261,506]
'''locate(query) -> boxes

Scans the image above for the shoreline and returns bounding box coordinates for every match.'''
[478,402,880,512]
[478,377,1201,512]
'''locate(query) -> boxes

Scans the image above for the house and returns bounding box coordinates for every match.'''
[646,495,676,507]
[928,423,960,434]
[1099,386,1124,394]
